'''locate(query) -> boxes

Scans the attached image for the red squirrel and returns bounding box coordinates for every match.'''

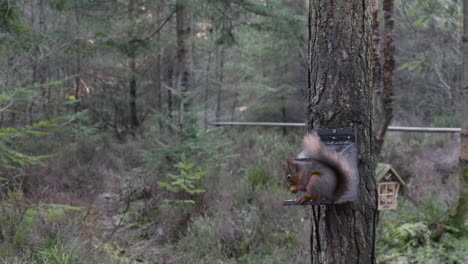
[285,133,358,204]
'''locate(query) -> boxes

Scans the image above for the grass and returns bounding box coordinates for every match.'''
[1,120,465,263]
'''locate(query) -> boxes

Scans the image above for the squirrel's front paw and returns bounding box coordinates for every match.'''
[295,196,307,205]
[295,195,313,205]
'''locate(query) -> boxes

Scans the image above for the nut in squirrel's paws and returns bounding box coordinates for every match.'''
[290,186,298,194]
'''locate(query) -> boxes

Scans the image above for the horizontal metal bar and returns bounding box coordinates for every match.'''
[283,200,331,206]
[209,122,461,133]
[210,121,306,127]
[387,126,461,133]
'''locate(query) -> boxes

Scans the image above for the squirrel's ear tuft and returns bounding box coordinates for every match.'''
[286,159,298,171]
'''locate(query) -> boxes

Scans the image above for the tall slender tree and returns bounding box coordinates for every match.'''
[375,0,395,155]
[371,0,382,130]
[176,0,193,118]
[450,0,468,232]
[307,0,378,263]
[128,0,139,132]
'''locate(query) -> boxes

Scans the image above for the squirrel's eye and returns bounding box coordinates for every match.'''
[287,174,292,180]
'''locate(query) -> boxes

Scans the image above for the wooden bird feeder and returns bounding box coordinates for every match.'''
[375,163,405,210]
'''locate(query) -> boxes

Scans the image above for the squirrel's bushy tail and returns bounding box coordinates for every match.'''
[302,134,358,202]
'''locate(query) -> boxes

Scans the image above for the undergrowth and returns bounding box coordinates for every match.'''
[1,112,465,263]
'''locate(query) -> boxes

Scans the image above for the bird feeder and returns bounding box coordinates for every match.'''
[375,163,405,210]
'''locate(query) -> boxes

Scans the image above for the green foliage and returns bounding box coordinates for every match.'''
[0,188,86,262]
[0,0,25,33]
[0,119,56,170]
[35,229,78,264]
[68,112,102,144]
[149,129,309,262]
[48,0,71,12]
[245,165,269,188]
[377,198,468,264]
[405,133,451,150]
[143,109,225,177]
[0,189,29,252]
[36,243,78,264]
[431,113,460,127]
[158,155,207,197]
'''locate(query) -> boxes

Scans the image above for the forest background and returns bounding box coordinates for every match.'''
[0,0,467,263]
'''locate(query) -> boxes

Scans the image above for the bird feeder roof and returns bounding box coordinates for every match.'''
[376,163,406,185]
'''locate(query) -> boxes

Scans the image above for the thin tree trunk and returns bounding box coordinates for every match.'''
[176,0,193,122]
[375,0,395,155]
[155,3,162,112]
[74,0,82,113]
[204,52,213,130]
[129,56,138,130]
[128,0,139,132]
[450,0,468,232]
[281,95,287,135]
[38,0,48,118]
[308,1,377,263]
[230,92,239,121]
[215,46,225,122]
[29,1,37,125]
[167,67,174,121]
[371,0,382,128]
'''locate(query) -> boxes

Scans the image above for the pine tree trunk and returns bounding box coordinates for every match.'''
[129,56,138,130]
[155,3,162,112]
[204,52,213,129]
[375,0,395,155]
[371,0,382,131]
[215,46,225,122]
[73,0,82,113]
[450,0,468,232]
[128,0,139,132]
[38,0,48,118]
[176,0,192,113]
[308,1,378,263]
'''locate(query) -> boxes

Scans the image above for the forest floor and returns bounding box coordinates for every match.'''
[1,128,467,263]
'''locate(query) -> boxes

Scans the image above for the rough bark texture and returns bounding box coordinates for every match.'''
[371,0,382,130]
[308,1,378,263]
[375,0,395,155]
[176,0,192,104]
[450,0,468,232]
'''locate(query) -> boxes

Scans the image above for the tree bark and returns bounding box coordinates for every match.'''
[176,0,193,113]
[155,3,162,112]
[73,0,82,113]
[450,0,468,232]
[375,0,395,155]
[128,0,139,132]
[371,0,382,129]
[215,45,225,122]
[204,51,213,130]
[129,56,138,130]
[308,1,378,263]
[38,0,48,118]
